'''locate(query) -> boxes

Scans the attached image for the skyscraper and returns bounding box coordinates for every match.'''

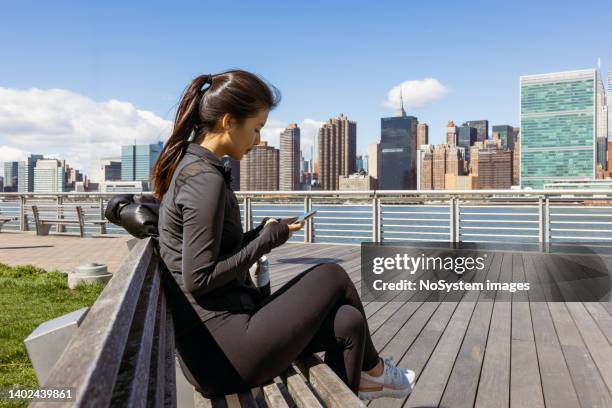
[356,155,364,172]
[492,125,516,150]
[432,145,447,190]
[240,141,279,190]
[446,121,457,145]
[520,69,606,188]
[34,159,66,193]
[513,136,521,185]
[379,92,418,190]
[121,141,163,188]
[367,140,380,182]
[318,114,357,190]
[457,125,477,163]
[445,145,464,176]
[18,154,44,192]
[279,123,300,190]
[417,123,429,150]
[99,158,122,181]
[463,120,489,142]
[417,145,433,190]
[608,70,612,140]
[472,146,512,189]
[596,68,608,170]
[3,161,18,191]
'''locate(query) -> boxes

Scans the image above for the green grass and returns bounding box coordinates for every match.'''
[0,264,104,408]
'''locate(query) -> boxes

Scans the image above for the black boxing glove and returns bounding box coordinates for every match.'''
[105,194,160,239]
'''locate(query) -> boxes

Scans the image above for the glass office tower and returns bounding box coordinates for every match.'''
[379,114,418,190]
[121,141,163,189]
[520,69,606,189]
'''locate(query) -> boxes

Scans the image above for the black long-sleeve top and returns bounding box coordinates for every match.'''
[158,143,290,331]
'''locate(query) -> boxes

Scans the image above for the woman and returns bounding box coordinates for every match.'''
[153,70,416,401]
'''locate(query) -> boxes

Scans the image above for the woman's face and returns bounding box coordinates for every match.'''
[226,109,269,160]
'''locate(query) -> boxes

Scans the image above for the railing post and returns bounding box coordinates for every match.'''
[99,198,106,234]
[20,195,26,231]
[538,197,548,251]
[372,195,380,243]
[545,197,550,246]
[304,195,312,243]
[454,197,460,243]
[57,195,64,233]
[539,196,550,252]
[449,197,455,243]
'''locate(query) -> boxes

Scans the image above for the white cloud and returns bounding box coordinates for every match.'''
[261,118,324,160]
[0,87,172,181]
[384,78,449,111]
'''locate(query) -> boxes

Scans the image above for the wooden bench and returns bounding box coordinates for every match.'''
[31,205,109,237]
[0,215,18,232]
[32,237,365,407]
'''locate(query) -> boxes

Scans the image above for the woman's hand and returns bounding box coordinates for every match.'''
[265,218,305,239]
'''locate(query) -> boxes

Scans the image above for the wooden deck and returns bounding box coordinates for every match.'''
[266,243,612,408]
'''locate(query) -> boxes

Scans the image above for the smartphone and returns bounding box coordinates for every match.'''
[294,210,317,224]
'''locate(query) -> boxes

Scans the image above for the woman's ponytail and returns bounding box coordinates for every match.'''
[151,70,281,200]
[151,75,212,199]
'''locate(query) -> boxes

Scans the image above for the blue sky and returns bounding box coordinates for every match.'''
[0,0,611,177]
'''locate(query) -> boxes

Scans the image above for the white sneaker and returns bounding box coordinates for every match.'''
[358,356,416,401]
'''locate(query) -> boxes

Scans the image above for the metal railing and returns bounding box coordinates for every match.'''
[1,190,611,246]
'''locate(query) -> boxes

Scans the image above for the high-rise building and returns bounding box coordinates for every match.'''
[356,155,364,172]
[472,146,512,189]
[362,155,369,174]
[379,94,418,190]
[417,123,429,150]
[463,120,489,142]
[492,125,516,150]
[596,68,608,170]
[520,69,606,188]
[608,70,612,141]
[279,123,300,191]
[367,141,380,181]
[3,161,18,191]
[18,154,44,192]
[240,141,279,190]
[513,136,521,185]
[99,158,122,181]
[34,159,66,193]
[445,145,464,176]
[318,114,357,190]
[457,125,478,163]
[446,121,457,145]
[432,145,447,190]
[121,141,163,185]
[417,144,433,190]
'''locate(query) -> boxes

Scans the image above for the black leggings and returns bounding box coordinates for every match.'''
[175,262,381,397]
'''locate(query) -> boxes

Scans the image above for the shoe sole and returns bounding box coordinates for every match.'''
[358,386,414,401]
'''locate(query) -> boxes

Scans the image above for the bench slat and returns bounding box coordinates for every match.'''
[163,306,177,407]
[282,365,323,408]
[31,238,155,407]
[263,382,290,408]
[296,355,366,408]
[109,260,161,406]
[147,286,167,407]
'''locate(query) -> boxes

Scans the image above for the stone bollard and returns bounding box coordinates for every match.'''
[68,262,112,289]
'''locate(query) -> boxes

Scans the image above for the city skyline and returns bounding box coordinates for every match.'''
[0,1,610,179]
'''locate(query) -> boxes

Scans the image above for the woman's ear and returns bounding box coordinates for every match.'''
[221,113,233,131]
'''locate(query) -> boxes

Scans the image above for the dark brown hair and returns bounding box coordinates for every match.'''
[151,70,281,199]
